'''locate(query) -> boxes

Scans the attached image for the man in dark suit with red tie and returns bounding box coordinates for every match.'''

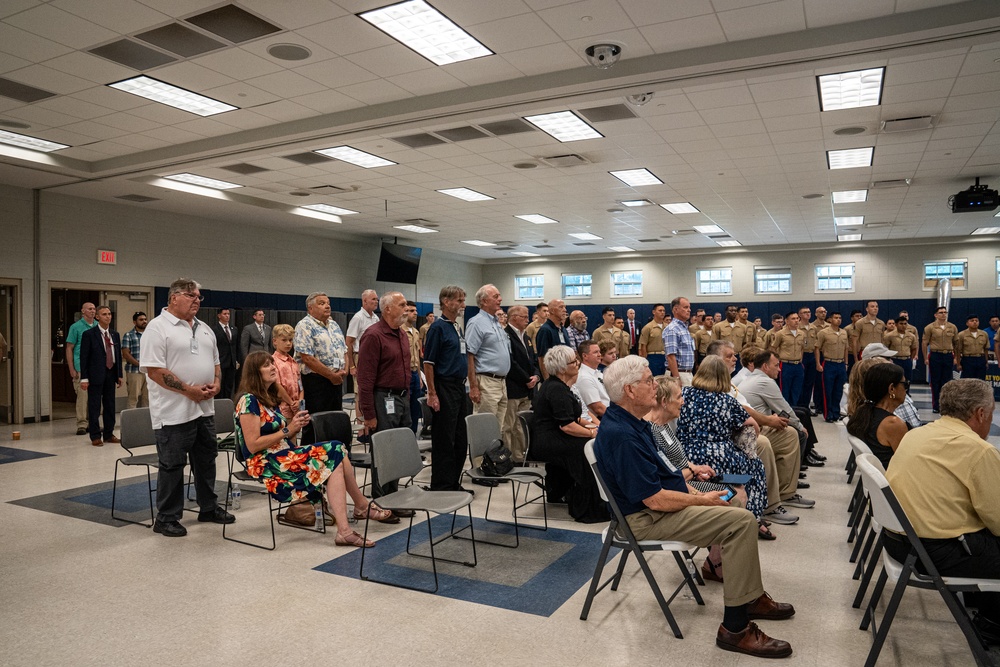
[212,308,239,399]
[79,306,123,446]
[626,308,639,355]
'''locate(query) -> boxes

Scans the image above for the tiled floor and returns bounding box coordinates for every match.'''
[0,394,997,666]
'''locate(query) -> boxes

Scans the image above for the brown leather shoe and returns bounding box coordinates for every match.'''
[747,592,795,620]
[105,436,121,444]
[91,439,103,447]
[716,622,792,658]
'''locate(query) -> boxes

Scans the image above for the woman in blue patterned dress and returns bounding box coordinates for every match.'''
[677,356,767,523]
[235,351,393,547]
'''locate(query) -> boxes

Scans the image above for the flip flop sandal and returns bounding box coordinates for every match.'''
[758,521,776,541]
[335,530,375,548]
[352,502,399,524]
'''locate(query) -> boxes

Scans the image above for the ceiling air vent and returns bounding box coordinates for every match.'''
[533,244,554,248]
[435,126,489,142]
[573,242,595,246]
[0,77,56,103]
[391,133,445,148]
[115,194,160,203]
[881,116,934,133]
[221,163,269,175]
[539,154,591,168]
[577,104,636,123]
[865,221,893,228]
[310,185,349,194]
[479,119,535,136]
[284,152,333,165]
[638,238,660,243]
[670,229,700,236]
[871,178,912,189]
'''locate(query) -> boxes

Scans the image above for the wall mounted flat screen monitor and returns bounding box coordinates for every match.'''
[376,242,422,284]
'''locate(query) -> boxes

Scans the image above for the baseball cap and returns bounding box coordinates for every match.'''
[861,342,898,359]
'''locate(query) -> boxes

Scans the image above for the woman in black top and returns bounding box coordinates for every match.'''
[847,362,909,469]
[531,345,607,523]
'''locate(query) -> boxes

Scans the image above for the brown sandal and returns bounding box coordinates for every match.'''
[353,502,399,524]
[335,530,375,548]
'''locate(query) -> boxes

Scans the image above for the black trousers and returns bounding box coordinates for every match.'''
[371,389,410,498]
[792,406,818,459]
[533,434,607,524]
[87,374,118,441]
[884,529,1000,623]
[218,363,236,400]
[300,372,342,446]
[429,377,470,491]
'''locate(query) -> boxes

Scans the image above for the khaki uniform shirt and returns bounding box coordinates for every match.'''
[740,320,758,349]
[816,328,849,362]
[955,329,990,358]
[770,327,805,362]
[763,327,782,351]
[405,325,422,371]
[712,320,748,353]
[854,317,885,351]
[639,321,665,354]
[592,325,629,360]
[525,319,543,349]
[418,322,432,349]
[688,323,703,335]
[923,322,958,353]
[883,330,917,358]
[754,328,767,348]
[694,328,713,355]
[800,322,817,353]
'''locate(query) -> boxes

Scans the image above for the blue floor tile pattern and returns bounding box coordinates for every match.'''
[314,515,617,616]
[0,445,54,465]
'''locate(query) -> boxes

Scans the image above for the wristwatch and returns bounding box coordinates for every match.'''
[281,427,290,436]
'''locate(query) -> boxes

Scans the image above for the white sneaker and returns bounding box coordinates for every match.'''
[764,506,799,525]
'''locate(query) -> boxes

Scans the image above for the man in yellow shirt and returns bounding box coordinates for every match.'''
[884,379,1000,647]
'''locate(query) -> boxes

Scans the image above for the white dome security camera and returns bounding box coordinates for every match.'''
[585,43,621,69]
[625,92,655,106]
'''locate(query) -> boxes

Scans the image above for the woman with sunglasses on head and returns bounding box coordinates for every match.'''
[846,362,910,469]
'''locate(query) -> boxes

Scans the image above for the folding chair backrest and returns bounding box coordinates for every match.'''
[370,427,423,484]
[311,410,353,447]
[517,410,533,456]
[584,439,613,505]
[857,454,900,534]
[466,412,501,460]
[120,407,154,454]
[214,398,235,435]
[848,434,874,459]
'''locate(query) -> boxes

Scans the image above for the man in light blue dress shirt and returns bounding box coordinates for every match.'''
[466,284,512,425]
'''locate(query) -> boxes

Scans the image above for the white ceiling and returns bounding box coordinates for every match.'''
[1,0,999,261]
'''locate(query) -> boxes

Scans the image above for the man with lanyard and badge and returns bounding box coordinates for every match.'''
[535,298,570,380]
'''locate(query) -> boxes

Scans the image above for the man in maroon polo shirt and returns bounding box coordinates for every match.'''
[357,291,414,512]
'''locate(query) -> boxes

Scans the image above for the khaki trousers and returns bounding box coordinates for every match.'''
[763,425,800,502]
[474,374,508,424]
[502,395,531,462]
[755,435,779,509]
[72,376,88,429]
[627,504,764,607]
[126,372,148,409]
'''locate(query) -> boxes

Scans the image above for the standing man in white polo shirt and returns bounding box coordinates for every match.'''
[141,278,233,537]
[345,288,379,378]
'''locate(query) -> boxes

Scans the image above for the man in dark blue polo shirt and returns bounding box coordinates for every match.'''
[594,356,795,659]
[534,298,569,379]
[423,285,472,491]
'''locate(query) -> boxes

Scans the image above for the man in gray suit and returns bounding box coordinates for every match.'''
[240,309,272,362]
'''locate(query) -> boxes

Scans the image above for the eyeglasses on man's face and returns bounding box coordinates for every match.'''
[181,292,204,302]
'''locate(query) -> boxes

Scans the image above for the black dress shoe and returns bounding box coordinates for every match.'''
[800,465,808,472]
[153,520,187,537]
[471,478,500,487]
[393,508,416,518]
[811,452,827,461]
[797,481,810,489]
[76,428,87,435]
[799,472,807,479]
[197,506,235,524]
[804,456,825,467]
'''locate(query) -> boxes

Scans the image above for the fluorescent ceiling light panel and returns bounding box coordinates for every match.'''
[164,173,241,189]
[515,214,558,224]
[0,129,68,152]
[394,224,438,233]
[462,239,496,246]
[716,240,742,247]
[827,147,873,170]
[293,207,342,224]
[437,187,493,201]
[817,67,884,111]
[313,145,395,168]
[358,0,492,66]
[971,227,1000,235]
[523,111,602,142]
[608,246,635,252]
[838,233,862,241]
[569,232,602,241]
[693,224,723,234]
[835,216,864,227]
[661,202,700,214]
[302,203,358,215]
[609,168,662,187]
[511,251,540,257]
[620,199,652,207]
[108,75,237,116]
[832,189,868,203]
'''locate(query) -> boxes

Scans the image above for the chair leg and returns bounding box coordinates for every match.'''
[850,513,871,562]
[864,562,913,667]
[861,567,889,631]
[853,534,883,608]
[674,551,705,605]
[633,549,684,639]
[111,461,155,528]
[937,587,997,667]
[854,527,878,579]
[222,476,276,550]
[580,530,616,621]
[610,550,630,591]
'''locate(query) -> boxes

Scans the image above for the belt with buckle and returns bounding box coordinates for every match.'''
[781,359,801,364]
[375,387,408,396]
[478,372,506,380]
[825,359,845,363]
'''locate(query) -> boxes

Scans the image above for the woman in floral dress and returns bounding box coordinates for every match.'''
[235,351,392,547]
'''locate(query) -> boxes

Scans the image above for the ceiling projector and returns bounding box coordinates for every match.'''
[949,177,998,213]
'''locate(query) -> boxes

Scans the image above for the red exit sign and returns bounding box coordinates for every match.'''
[98,249,117,265]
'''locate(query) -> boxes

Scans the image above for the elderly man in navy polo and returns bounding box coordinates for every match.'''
[594,355,795,659]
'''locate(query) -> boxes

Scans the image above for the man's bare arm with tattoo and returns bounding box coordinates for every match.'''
[147,367,215,402]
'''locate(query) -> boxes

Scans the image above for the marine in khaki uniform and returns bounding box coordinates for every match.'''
[814,312,849,421]
[923,306,958,411]
[712,305,749,363]
[797,306,818,410]
[955,315,990,380]
[738,307,758,350]
[592,306,630,360]
[418,312,435,351]
[853,301,885,357]
[524,302,548,349]
[694,326,713,366]
[639,304,668,375]
[770,312,806,406]
[882,317,918,385]
[762,314,784,352]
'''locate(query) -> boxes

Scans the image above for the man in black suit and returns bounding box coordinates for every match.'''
[79,305,123,447]
[502,305,539,463]
[213,308,239,399]
[239,309,272,363]
[625,308,640,355]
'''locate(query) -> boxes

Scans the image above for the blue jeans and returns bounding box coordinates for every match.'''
[154,416,219,522]
[780,361,804,407]
[822,361,847,420]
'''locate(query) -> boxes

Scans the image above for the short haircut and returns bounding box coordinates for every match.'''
[379,291,404,312]
[654,374,682,405]
[829,311,841,319]
[604,355,649,403]
[692,355,730,393]
[670,296,686,309]
[507,305,528,318]
[967,314,978,321]
[652,303,665,311]
[474,284,496,307]
[253,309,265,316]
[167,278,199,300]
[740,345,762,367]
[535,302,548,313]
[272,323,294,340]
[850,309,862,317]
[866,300,878,308]
[706,339,734,357]
[424,311,435,318]
[305,292,327,308]
[940,379,995,420]
[439,285,465,305]
[362,289,377,300]
[602,306,615,316]
[543,345,577,376]
[96,305,111,315]
[935,306,947,314]
[771,313,783,322]
[577,339,598,357]
[405,300,416,308]
[798,306,810,314]
[754,349,776,368]
[132,311,147,322]
[598,340,617,356]
[895,315,906,323]
[785,311,797,320]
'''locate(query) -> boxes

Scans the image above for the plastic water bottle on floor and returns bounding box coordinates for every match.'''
[231,484,241,510]
[314,503,323,530]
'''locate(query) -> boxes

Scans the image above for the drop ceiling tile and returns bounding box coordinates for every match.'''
[173,116,237,137]
[502,43,586,77]
[202,81,281,108]
[640,13,727,53]
[639,93,696,116]
[251,99,318,122]
[0,54,31,75]
[803,0,895,28]
[291,89,362,114]
[882,78,956,104]
[686,85,754,110]
[294,57,379,88]
[699,103,761,124]
[439,55,524,86]
[192,47,285,80]
[386,66,468,97]
[143,124,205,144]
[126,101,198,125]
[34,95,113,121]
[108,133,170,150]
[296,15,396,56]
[96,111,163,132]
[5,4,118,49]
[885,55,964,86]
[344,44,435,78]
[469,12,561,51]
[0,23,74,61]
[755,96,818,118]
[245,69,327,98]
[72,85,148,111]
[60,119,130,140]
[336,78,410,105]
[52,0,171,33]
[155,61,238,91]
[659,125,715,143]
[717,0,806,41]
[43,51,138,85]
[535,0,636,41]
[432,0,532,25]
[5,104,81,127]
[647,111,705,131]
[943,91,1000,113]
[239,0,347,29]
[240,33,338,65]
[0,0,42,19]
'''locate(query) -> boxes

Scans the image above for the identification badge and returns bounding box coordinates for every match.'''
[657,450,677,472]
[384,397,396,415]
[460,340,466,354]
